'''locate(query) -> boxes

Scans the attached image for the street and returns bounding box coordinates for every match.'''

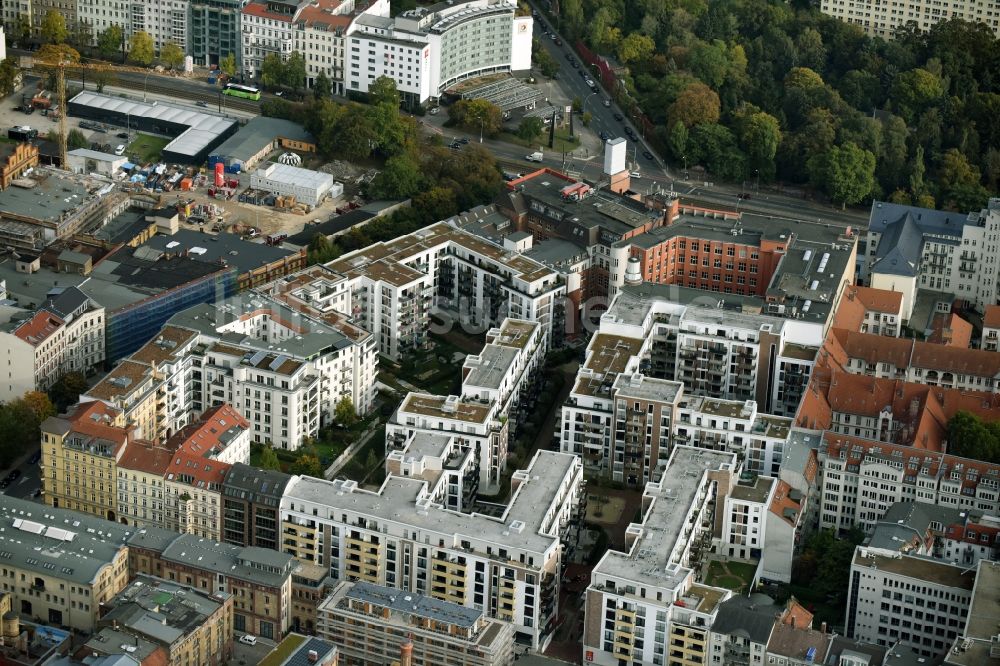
[0,448,42,502]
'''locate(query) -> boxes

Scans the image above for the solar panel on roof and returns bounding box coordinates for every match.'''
[247,350,268,367]
[269,354,290,371]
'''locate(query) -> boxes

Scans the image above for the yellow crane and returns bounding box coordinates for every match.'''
[33,46,112,168]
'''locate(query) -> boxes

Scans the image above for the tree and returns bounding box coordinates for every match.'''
[937,148,981,194]
[412,186,458,221]
[447,99,503,137]
[220,53,237,78]
[517,116,544,142]
[128,31,154,67]
[947,411,1000,463]
[891,68,944,121]
[335,396,359,429]
[67,128,88,150]
[96,25,123,61]
[617,32,655,66]
[48,371,89,411]
[667,82,720,129]
[737,109,781,176]
[257,446,282,471]
[313,71,332,100]
[72,19,93,51]
[688,39,730,88]
[582,111,592,127]
[92,68,115,93]
[40,9,68,45]
[667,121,688,161]
[784,66,824,90]
[260,53,285,89]
[808,142,876,209]
[21,391,55,422]
[368,75,400,107]
[533,39,560,78]
[0,58,21,97]
[909,145,927,199]
[285,51,306,92]
[369,154,421,199]
[290,453,325,478]
[13,14,31,47]
[160,42,184,70]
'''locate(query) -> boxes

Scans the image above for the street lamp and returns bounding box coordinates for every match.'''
[754,168,760,194]
[479,116,484,144]
[142,70,151,102]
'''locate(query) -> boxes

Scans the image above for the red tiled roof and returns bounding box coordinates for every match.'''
[242,0,294,21]
[166,451,230,489]
[927,313,973,348]
[167,403,249,459]
[64,401,130,450]
[983,305,1000,329]
[853,286,903,313]
[834,329,913,368]
[769,480,803,529]
[13,311,64,345]
[118,439,175,476]
[779,597,814,629]
[910,339,1000,377]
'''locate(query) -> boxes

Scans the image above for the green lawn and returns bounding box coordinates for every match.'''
[705,559,759,592]
[127,133,171,163]
[499,127,581,155]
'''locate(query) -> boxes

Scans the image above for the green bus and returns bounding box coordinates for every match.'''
[222,83,261,101]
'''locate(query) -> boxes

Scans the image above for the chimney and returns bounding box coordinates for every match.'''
[791,616,796,629]
[400,637,414,666]
[307,649,319,663]
[821,622,827,634]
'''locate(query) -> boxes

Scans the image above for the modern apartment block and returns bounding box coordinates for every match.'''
[91,575,233,666]
[817,432,1000,533]
[820,0,1000,38]
[317,580,515,666]
[343,0,531,104]
[76,0,189,53]
[385,317,544,485]
[846,547,976,657]
[561,286,801,486]
[127,528,297,641]
[0,286,105,402]
[326,221,565,360]
[222,463,294,550]
[582,447,736,666]
[385,432,482,512]
[863,199,1000,317]
[280,450,584,650]
[41,400,133,520]
[0,494,131,633]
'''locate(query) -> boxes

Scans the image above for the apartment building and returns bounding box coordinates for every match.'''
[41,400,134,520]
[222,463,294,550]
[720,475,777,561]
[0,495,131,633]
[0,286,105,402]
[263,634,339,666]
[385,318,544,485]
[709,596,838,666]
[116,438,174,529]
[318,580,515,666]
[833,285,905,337]
[344,0,531,105]
[76,0,189,52]
[582,447,737,666]
[290,561,335,635]
[93,575,233,666]
[945,561,1000,666]
[127,529,296,641]
[846,547,976,657]
[326,221,565,360]
[867,501,1000,567]
[280,450,584,650]
[981,305,1000,351]
[241,0,349,81]
[863,199,1000,316]
[386,432,482,512]
[820,0,1000,38]
[29,0,77,35]
[817,432,1000,533]
[189,0,242,69]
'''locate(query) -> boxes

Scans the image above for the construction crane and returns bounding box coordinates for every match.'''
[34,44,81,169]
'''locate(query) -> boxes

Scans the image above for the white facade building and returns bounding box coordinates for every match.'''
[820,0,1000,38]
[720,475,776,561]
[846,547,976,657]
[344,0,532,104]
[75,0,189,53]
[0,286,105,402]
[250,163,339,208]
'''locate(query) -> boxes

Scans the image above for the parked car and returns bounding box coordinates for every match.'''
[196,100,208,107]
[114,144,126,155]
[28,451,40,464]
[613,113,623,121]
[239,635,257,646]
[630,171,641,179]
[642,150,654,160]
[116,132,129,139]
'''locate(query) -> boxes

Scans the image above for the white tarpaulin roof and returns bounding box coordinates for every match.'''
[70,91,237,158]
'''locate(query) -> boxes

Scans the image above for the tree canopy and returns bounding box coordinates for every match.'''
[551,0,1000,207]
[40,10,68,45]
[947,411,1000,463]
[128,31,154,67]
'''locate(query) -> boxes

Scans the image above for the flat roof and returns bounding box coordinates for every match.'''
[69,91,237,158]
[463,344,519,391]
[400,392,492,424]
[254,162,333,191]
[852,549,977,590]
[0,170,98,223]
[613,372,682,404]
[139,229,299,276]
[490,318,539,351]
[731,476,775,504]
[964,561,1000,640]
[212,116,314,163]
[102,575,225,645]
[343,580,482,627]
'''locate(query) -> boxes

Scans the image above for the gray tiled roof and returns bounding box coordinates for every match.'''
[711,594,779,645]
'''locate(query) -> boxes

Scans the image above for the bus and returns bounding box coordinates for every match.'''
[222,83,261,101]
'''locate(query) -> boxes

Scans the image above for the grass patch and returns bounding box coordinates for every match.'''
[127,133,170,162]
[705,559,758,592]
[498,127,581,155]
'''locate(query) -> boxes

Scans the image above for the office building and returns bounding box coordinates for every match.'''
[0,286,105,402]
[344,0,532,105]
[325,221,564,360]
[281,450,583,650]
[0,494,132,633]
[127,529,297,641]
[867,501,1000,567]
[863,199,1000,317]
[93,575,233,666]
[944,561,1000,666]
[318,580,514,666]
[820,0,1000,38]
[222,463,294,550]
[189,0,243,69]
[846,547,976,657]
[582,447,737,666]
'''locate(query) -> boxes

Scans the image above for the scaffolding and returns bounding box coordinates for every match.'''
[460,77,543,113]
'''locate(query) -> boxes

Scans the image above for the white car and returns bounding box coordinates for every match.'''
[239,635,257,646]
[114,144,126,156]
[630,171,641,179]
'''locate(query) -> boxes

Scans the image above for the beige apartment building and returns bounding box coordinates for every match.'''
[821,0,1000,38]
